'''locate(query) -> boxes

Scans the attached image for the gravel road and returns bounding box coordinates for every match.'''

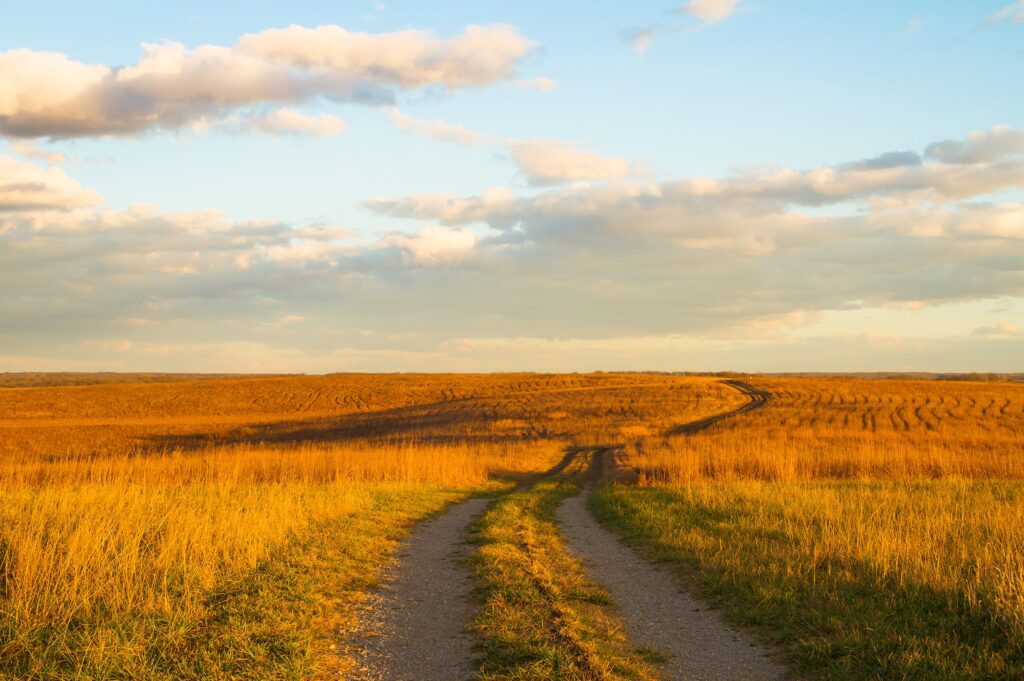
[346,497,488,680]
[557,489,790,681]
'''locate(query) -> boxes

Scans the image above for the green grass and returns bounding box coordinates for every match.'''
[470,478,658,680]
[0,488,474,680]
[591,482,1024,681]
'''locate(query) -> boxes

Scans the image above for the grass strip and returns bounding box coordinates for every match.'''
[471,478,659,680]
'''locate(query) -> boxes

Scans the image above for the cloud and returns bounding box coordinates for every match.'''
[683,0,742,25]
[385,107,484,145]
[513,77,558,91]
[366,188,519,226]
[0,155,100,210]
[0,24,537,138]
[924,124,1024,165]
[382,225,479,265]
[237,24,535,88]
[974,321,1023,336]
[839,150,921,171]
[622,27,657,55]
[3,123,1024,371]
[8,140,67,164]
[361,124,1024,335]
[246,108,347,137]
[983,1,1024,27]
[505,139,633,185]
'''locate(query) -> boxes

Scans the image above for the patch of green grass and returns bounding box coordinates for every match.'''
[591,482,1024,681]
[470,479,658,680]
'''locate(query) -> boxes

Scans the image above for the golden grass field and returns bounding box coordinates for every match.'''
[1,372,1022,679]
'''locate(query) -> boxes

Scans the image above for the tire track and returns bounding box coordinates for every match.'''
[345,451,581,680]
[665,380,772,436]
[558,382,789,680]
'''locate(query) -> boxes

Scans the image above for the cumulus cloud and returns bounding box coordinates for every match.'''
[246,108,347,137]
[362,124,1024,332]
[8,140,67,164]
[513,77,558,91]
[382,225,479,265]
[683,0,743,25]
[0,155,100,210]
[0,24,537,138]
[386,107,484,145]
[374,124,1024,228]
[366,188,519,226]
[505,139,633,185]
[924,124,1024,165]
[4,123,1024,370]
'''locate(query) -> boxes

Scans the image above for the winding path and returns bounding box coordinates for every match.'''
[557,380,788,680]
[347,380,782,680]
[345,450,581,680]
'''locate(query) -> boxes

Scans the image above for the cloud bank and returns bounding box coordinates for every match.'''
[0,24,538,138]
[2,123,1022,370]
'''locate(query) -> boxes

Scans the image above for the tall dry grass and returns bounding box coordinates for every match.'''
[593,480,1024,677]
[0,438,560,677]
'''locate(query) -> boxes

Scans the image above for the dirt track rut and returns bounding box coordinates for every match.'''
[557,380,788,680]
[346,498,488,680]
[558,485,788,680]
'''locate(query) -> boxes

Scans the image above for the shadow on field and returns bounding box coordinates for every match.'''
[140,397,554,451]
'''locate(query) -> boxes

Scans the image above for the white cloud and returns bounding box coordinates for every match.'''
[3,123,1024,371]
[247,108,347,137]
[924,124,1024,165]
[0,24,537,138]
[513,77,558,91]
[237,23,536,88]
[385,107,484,145]
[683,0,742,25]
[366,188,519,226]
[505,139,632,185]
[382,225,479,265]
[8,140,67,164]
[0,155,100,210]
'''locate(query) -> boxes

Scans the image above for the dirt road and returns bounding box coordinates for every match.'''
[347,381,781,679]
[667,380,771,435]
[557,381,788,680]
[558,477,787,680]
[346,497,489,680]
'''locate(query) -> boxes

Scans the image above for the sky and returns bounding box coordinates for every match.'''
[1,0,1023,373]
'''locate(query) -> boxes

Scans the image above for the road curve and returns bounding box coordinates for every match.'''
[558,380,790,680]
[666,380,772,436]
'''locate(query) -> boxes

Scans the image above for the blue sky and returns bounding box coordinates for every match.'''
[1,1,1022,372]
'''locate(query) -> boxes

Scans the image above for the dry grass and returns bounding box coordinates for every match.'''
[629,377,1024,483]
[8,372,1021,678]
[593,481,1024,678]
[0,372,731,678]
[596,376,1024,679]
[0,440,559,678]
